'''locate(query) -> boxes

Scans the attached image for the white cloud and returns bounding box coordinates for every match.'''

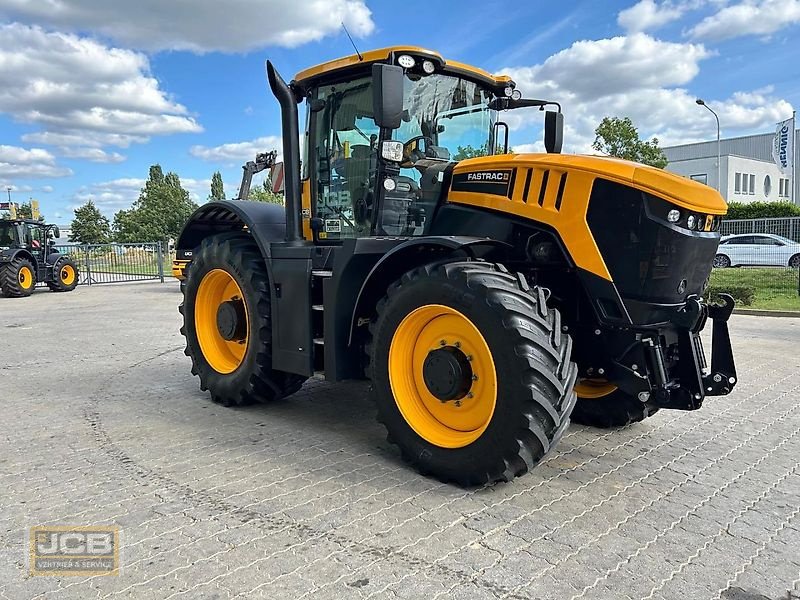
[618,0,688,32]
[190,136,283,164]
[0,24,201,165]
[71,175,213,215]
[58,147,126,163]
[0,144,72,179]
[40,185,54,193]
[502,33,792,152]
[688,0,800,41]
[0,181,33,193]
[0,0,374,53]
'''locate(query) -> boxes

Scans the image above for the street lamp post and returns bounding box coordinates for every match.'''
[696,99,721,193]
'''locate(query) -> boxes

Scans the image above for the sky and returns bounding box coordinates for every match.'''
[0,0,799,224]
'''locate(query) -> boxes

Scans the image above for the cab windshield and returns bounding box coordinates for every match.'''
[395,74,495,161]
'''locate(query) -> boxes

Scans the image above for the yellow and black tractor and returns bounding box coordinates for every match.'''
[176,46,737,485]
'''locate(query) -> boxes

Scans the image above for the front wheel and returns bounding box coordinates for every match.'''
[369,261,577,486]
[789,254,800,269]
[180,233,307,406]
[713,254,731,268]
[47,257,79,292]
[571,380,658,428]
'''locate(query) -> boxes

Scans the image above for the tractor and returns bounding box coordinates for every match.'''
[0,215,79,297]
[175,46,737,485]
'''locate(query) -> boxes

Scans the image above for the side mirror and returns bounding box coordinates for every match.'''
[372,63,404,130]
[544,111,563,154]
[52,226,60,238]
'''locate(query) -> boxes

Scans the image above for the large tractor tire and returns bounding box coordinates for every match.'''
[47,257,79,292]
[180,233,307,407]
[369,261,577,486]
[0,257,36,298]
[570,380,658,428]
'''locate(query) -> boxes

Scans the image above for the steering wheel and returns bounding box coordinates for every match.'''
[401,135,436,168]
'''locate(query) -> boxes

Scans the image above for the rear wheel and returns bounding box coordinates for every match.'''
[180,233,307,406]
[0,257,36,297]
[369,261,577,485]
[713,254,730,268]
[571,380,658,428]
[47,257,79,292]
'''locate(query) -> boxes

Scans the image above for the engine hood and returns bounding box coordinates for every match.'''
[455,153,728,215]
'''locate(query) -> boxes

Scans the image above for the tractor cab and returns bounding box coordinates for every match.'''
[291,47,561,242]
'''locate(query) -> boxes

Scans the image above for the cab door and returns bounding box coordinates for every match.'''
[310,76,380,241]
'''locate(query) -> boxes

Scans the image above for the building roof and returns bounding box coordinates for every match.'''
[663,129,799,163]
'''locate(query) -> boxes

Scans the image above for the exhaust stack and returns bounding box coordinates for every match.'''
[266,61,303,244]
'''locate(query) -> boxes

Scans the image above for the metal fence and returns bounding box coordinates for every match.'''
[720,216,800,241]
[50,242,167,285]
[712,218,800,309]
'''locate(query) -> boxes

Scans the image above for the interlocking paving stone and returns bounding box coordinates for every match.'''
[1,282,798,600]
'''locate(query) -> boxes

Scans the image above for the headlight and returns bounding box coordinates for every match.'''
[511,89,522,101]
[421,60,435,74]
[504,86,514,97]
[397,55,415,69]
[667,209,680,223]
[383,177,397,192]
[686,215,695,229]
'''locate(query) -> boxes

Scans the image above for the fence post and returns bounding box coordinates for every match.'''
[83,245,92,286]
[157,241,164,283]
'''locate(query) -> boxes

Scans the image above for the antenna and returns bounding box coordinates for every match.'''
[341,22,363,61]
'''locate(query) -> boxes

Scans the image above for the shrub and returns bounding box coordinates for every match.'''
[704,285,755,307]
[725,201,800,220]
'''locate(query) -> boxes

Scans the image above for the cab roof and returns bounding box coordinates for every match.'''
[292,45,514,94]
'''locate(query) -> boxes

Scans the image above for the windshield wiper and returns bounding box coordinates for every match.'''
[488,98,562,112]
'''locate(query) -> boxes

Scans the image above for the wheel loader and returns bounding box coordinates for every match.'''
[0,212,78,297]
[176,46,737,485]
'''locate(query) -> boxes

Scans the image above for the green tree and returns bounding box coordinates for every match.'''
[248,177,284,205]
[113,165,198,242]
[209,171,225,201]
[592,116,668,168]
[70,200,111,244]
[453,143,490,160]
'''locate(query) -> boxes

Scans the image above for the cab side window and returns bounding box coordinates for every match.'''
[313,77,379,240]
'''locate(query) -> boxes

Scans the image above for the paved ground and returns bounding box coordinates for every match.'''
[2,283,800,600]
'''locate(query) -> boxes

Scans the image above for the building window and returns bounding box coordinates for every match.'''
[749,173,755,194]
[690,173,708,185]
[764,175,771,197]
[779,178,791,198]
[734,172,741,193]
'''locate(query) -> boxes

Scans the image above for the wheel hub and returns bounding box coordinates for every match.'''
[216,298,247,342]
[422,345,473,402]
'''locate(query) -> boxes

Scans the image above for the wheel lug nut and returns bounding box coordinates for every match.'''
[439,340,446,346]
[472,375,478,381]
[454,341,461,348]
[466,392,474,399]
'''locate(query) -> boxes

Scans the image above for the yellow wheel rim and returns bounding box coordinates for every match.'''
[388,304,497,449]
[18,266,33,290]
[194,269,249,374]
[60,264,76,286]
[574,378,617,399]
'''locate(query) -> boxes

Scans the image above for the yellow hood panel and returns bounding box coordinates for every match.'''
[460,153,728,215]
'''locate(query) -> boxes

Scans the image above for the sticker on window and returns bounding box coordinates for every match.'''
[325,219,342,234]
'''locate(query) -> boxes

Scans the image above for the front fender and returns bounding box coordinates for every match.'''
[348,236,511,345]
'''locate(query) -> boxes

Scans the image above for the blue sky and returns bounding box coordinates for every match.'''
[0,0,798,224]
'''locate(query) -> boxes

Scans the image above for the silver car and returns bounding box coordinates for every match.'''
[714,233,800,268]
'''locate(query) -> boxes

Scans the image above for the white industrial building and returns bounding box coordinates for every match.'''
[663,130,798,204]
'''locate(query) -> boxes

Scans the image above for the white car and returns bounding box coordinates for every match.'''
[714,233,800,268]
